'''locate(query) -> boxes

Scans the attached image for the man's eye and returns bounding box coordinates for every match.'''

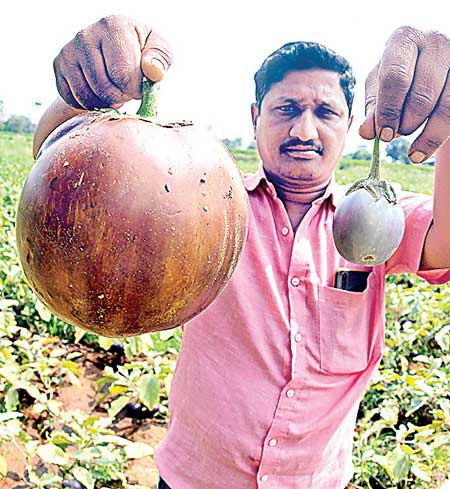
[276,105,297,115]
[317,107,336,118]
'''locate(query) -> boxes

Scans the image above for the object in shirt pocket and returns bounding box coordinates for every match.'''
[318,271,379,374]
[334,269,370,292]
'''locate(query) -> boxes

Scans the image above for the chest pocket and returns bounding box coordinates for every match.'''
[317,271,380,374]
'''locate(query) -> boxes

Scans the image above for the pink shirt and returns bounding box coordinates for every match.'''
[155,165,450,489]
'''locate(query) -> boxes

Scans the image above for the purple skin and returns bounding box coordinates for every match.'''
[42,425,55,439]
[109,343,125,356]
[126,402,159,419]
[332,136,405,267]
[62,481,83,489]
[332,188,405,266]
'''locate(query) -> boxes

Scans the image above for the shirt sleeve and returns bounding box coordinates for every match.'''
[384,191,450,284]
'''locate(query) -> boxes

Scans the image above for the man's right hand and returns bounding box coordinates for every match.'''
[53,15,173,110]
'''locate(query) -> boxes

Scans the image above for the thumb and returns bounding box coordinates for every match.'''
[141,30,173,82]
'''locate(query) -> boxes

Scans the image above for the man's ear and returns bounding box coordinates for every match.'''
[347,114,354,132]
[251,103,259,136]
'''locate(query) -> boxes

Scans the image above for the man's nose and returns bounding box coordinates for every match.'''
[289,111,319,141]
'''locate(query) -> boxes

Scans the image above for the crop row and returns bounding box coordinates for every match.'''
[0,133,448,487]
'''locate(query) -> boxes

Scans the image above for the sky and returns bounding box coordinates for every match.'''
[2,0,449,153]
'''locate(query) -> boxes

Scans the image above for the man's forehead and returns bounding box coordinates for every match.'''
[266,69,345,103]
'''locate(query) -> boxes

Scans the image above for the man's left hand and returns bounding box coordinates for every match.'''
[359,26,450,163]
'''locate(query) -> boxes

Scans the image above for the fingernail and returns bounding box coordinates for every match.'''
[147,58,165,82]
[410,151,426,164]
[380,127,394,142]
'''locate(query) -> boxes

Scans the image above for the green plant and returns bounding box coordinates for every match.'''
[22,409,154,489]
[1,135,448,487]
[350,275,450,488]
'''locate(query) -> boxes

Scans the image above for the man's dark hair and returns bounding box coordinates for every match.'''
[254,41,356,115]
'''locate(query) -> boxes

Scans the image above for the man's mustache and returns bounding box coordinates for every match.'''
[280,139,324,155]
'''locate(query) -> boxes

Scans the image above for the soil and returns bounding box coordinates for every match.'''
[0,343,168,489]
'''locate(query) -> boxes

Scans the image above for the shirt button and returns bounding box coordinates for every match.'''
[286,389,295,398]
[268,439,278,447]
[260,474,269,482]
[295,333,303,342]
[281,226,289,236]
[291,277,300,287]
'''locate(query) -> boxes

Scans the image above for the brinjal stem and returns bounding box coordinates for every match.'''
[345,136,397,203]
[137,78,157,118]
[368,136,380,180]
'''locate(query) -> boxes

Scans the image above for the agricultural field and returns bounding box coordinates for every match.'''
[0,131,449,488]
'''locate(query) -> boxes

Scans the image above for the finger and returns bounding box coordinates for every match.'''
[399,41,450,135]
[359,64,379,140]
[376,27,420,141]
[54,62,84,110]
[408,72,450,163]
[62,64,106,110]
[80,43,131,107]
[141,29,173,82]
[101,28,143,100]
[359,106,376,140]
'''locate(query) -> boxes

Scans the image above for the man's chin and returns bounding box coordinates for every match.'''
[281,154,322,178]
[267,168,323,186]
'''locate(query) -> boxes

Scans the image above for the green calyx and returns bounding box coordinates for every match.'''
[346,136,398,203]
[137,78,157,119]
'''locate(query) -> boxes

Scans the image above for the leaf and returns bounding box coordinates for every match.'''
[19,381,41,399]
[124,441,154,459]
[159,329,175,341]
[50,347,68,357]
[29,472,62,485]
[413,355,430,364]
[97,434,129,446]
[0,412,23,422]
[138,374,160,409]
[411,463,431,482]
[35,299,52,322]
[406,397,427,417]
[72,466,95,489]
[380,403,399,423]
[47,399,62,416]
[50,433,71,448]
[435,324,450,351]
[5,387,19,411]
[372,454,390,475]
[37,443,70,466]
[110,385,129,395]
[0,365,19,384]
[0,299,18,310]
[98,336,117,351]
[0,347,12,361]
[0,454,7,478]
[65,370,82,388]
[386,447,411,482]
[74,327,87,343]
[429,433,450,449]
[96,374,119,391]
[108,395,132,418]
[400,444,414,456]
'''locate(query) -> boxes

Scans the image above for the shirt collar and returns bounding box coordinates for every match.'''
[243,162,348,208]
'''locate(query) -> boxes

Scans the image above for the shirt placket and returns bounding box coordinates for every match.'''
[255,205,313,488]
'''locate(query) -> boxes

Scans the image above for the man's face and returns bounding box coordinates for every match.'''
[251,69,352,188]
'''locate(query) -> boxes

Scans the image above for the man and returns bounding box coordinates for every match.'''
[34,16,450,489]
